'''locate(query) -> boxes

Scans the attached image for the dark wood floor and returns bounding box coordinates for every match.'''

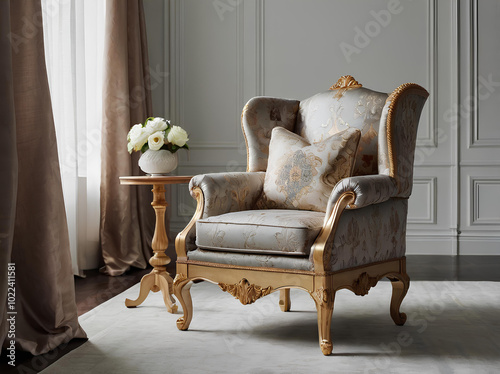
[74,266,160,316]
[2,256,499,373]
[407,255,500,281]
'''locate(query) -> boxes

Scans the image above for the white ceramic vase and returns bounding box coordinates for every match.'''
[138,149,178,175]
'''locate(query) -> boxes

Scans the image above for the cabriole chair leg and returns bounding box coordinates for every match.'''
[173,278,193,330]
[313,289,335,355]
[279,289,291,312]
[388,273,410,326]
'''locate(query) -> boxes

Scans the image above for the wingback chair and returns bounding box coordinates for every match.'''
[174,75,429,355]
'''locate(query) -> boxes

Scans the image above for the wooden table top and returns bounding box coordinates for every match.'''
[119,176,193,185]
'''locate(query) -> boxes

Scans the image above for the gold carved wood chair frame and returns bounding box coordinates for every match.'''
[173,77,427,355]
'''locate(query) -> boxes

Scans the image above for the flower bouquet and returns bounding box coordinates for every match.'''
[127,117,189,175]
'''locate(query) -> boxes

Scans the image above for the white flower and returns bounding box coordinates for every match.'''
[132,130,151,152]
[148,131,165,151]
[127,124,143,142]
[127,118,188,154]
[145,117,168,132]
[127,124,151,153]
[167,125,189,147]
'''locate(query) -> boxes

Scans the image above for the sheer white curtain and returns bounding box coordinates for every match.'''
[42,0,106,275]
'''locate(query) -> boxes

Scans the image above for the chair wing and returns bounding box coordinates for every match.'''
[378,83,430,197]
[241,97,300,172]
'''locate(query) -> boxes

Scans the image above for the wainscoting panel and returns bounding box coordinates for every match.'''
[459,166,500,254]
[407,167,457,255]
[408,177,437,224]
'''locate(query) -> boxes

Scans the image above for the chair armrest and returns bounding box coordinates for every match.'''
[325,175,398,218]
[176,172,265,259]
[313,175,398,272]
[190,172,266,218]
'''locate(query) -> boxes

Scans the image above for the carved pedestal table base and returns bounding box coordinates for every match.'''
[120,175,192,313]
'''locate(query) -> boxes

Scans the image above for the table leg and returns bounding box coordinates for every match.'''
[125,183,178,313]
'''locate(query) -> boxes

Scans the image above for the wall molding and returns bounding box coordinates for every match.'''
[414,162,455,167]
[256,0,265,96]
[460,160,500,166]
[164,1,170,118]
[417,0,438,147]
[471,177,500,225]
[408,177,437,224]
[177,186,197,218]
[169,0,182,129]
[469,0,500,148]
[236,0,245,147]
[188,144,241,150]
[171,0,242,150]
[407,229,459,236]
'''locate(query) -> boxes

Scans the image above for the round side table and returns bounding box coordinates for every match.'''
[119,175,192,313]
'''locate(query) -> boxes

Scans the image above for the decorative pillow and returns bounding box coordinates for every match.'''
[256,127,361,212]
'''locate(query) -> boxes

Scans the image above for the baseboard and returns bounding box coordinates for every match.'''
[458,236,500,255]
[406,236,458,255]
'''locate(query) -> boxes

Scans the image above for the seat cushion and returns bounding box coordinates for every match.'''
[256,127,360,212]
[195,209,324,256]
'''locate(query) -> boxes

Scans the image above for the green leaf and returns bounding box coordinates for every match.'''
[144,117,155,126]
[141,143,149,153]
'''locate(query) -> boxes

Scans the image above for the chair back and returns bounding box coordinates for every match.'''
[241,75,428,197]
[296,76,387,176]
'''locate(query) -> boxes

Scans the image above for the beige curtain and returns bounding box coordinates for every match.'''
[100,0,160,276]
[0,0,86,355]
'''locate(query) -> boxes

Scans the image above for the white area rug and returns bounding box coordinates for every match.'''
[42,281,500,374]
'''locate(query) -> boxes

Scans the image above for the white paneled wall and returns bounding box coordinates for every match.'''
[458,0,500,254]
[144,0,500,256]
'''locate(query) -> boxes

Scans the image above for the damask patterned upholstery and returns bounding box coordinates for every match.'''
[196,209,324,256]
[190,172,265,218]
[241,88,388,177]
[185,172,265,251]
[184,77,428,273]
[325,174,398,215]
[326,198,408,272]
[190,198,407,272]
[296,87,388,176]
[378,88,428,197]
[188,248,314,271]
[257,127,360,212]
[241,97,300,172]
